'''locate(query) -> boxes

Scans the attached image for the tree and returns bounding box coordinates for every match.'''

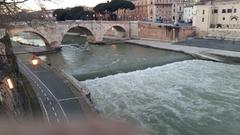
[0,0,28,15]
[94,3,109,14]
[53,6,95,21]
[120,0,135,20]
[70,6,84,20]
[0,0,56,26]
[93,0,135,20]
[53,9,67,21]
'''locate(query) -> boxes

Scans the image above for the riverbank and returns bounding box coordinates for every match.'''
[12,44,61,56]
[126,39,240,63]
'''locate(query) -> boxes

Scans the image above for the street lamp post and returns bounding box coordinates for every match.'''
[6,78,14,89]
[31,56,39,66]
[1,53,40,66]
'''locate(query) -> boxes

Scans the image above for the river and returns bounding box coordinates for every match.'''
[12,34,240,135]
[39,35,192,81]
[81,60,240,135]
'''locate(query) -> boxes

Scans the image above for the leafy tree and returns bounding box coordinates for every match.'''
[53,6,95,21]
[93,3,109,14]
[70,6,84,19]
[53,9,67,21]
[120,0,135,20]
[93,0,135,20]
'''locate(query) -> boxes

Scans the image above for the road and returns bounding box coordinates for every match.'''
[17,58,86,124]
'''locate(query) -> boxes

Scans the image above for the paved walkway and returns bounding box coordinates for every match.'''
[17,56,95,124]
[127,40,240,60]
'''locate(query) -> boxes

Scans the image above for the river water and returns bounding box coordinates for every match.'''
[39,35,192,81]
[13,34,240,135]
[81,60,240,135]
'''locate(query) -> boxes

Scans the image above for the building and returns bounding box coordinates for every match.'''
[193,0,240,32]
[117,0,197,23]
[154,0,174,22]
[183,0,201,23]
[183,6,193,23]
[117,0,153,21]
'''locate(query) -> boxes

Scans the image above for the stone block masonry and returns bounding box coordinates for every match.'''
[138,23,195,42]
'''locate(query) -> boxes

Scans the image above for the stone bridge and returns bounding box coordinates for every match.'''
[6,21,196,47]
[7,21,137,47]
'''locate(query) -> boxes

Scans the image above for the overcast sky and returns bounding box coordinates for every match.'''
[20,0,108,10]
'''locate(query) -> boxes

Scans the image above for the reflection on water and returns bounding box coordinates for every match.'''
[39,35,192,81]
[81,60,240,135]
[11,32,46,47]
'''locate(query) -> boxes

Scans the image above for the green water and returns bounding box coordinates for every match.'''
[39,35,192,81]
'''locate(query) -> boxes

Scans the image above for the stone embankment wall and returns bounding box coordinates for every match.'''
[201,29,240,41]
[138,23,195,42]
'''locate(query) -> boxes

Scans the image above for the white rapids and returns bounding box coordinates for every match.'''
[81,60,240,135]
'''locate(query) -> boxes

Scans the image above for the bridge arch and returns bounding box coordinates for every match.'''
[103,24,129,40]
[8,29,50,46]
[62,25,96,43]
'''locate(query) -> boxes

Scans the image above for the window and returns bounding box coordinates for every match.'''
[213,9,218,14]
[222,9,226,13]
[234,9,237,13]
[223,17,225,20]
[203,10,205,14]
[202,18,204,22]
[227,9,232,13]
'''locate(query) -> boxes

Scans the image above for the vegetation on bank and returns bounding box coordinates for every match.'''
[53,0,135,21]
[0,34,42,119]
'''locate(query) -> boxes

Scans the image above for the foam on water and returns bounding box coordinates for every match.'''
[81,60,240,135]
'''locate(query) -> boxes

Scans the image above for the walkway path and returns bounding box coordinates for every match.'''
[17,57,95,124]
[127,40,240,61]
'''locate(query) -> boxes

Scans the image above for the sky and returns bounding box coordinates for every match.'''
[20,0,108,10]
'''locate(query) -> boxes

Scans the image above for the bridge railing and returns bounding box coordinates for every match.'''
[8,20,132,27]
[55,20,131,24]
